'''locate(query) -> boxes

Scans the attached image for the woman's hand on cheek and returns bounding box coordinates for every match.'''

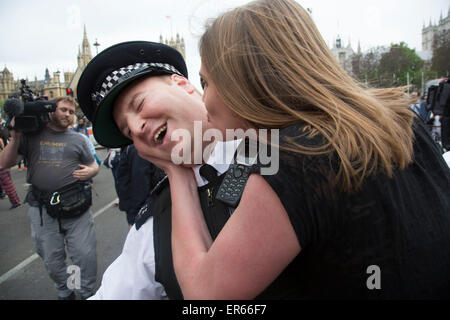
[144,154,194,180]
[143,154,176,172]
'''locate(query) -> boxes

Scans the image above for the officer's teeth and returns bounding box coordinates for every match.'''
[154,124,167,144]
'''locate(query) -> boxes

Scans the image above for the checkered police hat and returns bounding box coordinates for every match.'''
[77,41,188,148]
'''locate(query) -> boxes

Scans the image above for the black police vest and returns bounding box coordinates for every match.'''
[152,173,231,300]
[149,171,297,300]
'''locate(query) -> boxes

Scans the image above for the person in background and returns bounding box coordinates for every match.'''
[410,89,428,122]
[73,116,90,138]
[103,148,121,205]
[0,122,9,199]
[0,122,9,148]
[116,144,165,227]
[71,115,101,166]
[0,137,21,209]
[16,155,27,171]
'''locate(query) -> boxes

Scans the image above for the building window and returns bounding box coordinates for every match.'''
[50,91,54,98]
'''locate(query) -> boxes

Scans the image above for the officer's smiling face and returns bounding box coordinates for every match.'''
[113,74,208,164]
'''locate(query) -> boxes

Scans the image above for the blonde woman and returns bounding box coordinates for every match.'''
[155,0,450,299]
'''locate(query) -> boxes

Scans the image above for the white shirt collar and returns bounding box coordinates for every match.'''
[192,139,241,187]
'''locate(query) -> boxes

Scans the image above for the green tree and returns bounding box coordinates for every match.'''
[378,42,424,88]
[351,46,386,87]
[363,47,385,87]
[431,29,450,78]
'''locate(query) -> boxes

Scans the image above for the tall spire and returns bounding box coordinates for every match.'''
[82,24,91,56]
[335,35,342,49]
[78,25,92,68]
[45,68,50,83]
[159,34,186,59]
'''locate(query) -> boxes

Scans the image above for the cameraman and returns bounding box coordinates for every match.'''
[0,96,99,300]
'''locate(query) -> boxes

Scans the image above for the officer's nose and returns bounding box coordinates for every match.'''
[128,116,146,137]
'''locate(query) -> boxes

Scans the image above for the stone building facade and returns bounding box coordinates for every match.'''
[422,8,450,52]
[160,33,186,59]
[330,35,361,75]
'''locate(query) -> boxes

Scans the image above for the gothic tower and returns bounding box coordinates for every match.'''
[0,67,16,100]
[422,7,450,52]
[78,25,93,69]
[160,33,186,59]
[67,25,93,98]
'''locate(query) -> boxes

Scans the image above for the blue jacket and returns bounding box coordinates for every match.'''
[116,145,165,225]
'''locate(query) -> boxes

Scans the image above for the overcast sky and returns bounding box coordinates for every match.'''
[0,0,448,91]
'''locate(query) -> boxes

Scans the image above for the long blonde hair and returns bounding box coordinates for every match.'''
[200,0,415,192]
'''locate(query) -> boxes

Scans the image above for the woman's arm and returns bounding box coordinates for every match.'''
[167,167,214,277]
[167,167,301,300]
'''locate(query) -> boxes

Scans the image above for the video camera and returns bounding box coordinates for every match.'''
[427,78,450,150]
[3,79,56,134]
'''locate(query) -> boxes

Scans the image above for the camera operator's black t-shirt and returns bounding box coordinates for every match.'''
[258,119,450,299]
[18,127,94,192]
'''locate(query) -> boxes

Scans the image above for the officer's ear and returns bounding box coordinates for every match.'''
[170,74,195,95]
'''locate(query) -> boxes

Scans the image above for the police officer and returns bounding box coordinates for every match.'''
[77,41,237,299]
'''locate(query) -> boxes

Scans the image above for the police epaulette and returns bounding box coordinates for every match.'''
[150,175,169,196]
[134,198,152,230]
[134,175,169,230]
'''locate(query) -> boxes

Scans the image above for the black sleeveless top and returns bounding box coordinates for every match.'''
[153,119,450,299]
[260,118,450,299]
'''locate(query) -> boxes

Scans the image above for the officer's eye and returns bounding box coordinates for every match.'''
[136,98,144,113]
[200,77,206,90]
